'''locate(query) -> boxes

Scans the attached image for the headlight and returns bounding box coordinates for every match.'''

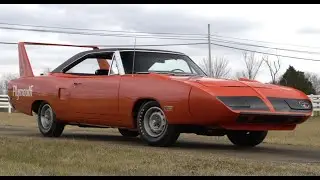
[268,97,312,112]
[286,99,312,110]
[217,96,269,110]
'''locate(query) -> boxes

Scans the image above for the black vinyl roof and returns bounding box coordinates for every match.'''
[52,48,186,73]
[81,48,184,55]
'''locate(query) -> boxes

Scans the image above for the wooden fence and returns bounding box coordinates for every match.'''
[308,94,320,116]
[0,95,12,113]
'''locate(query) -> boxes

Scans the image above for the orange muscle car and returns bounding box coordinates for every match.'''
[7,42,313,147]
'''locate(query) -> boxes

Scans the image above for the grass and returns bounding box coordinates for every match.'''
[0,112,320,175]
[0,135,320,176]
[265,117,320,147]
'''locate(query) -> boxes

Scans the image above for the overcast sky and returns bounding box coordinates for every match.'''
[0,4,320,82]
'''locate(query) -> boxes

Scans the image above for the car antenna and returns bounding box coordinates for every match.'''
[131,36,137,77]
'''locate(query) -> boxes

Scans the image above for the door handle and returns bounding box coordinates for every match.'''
[73,82,82,86]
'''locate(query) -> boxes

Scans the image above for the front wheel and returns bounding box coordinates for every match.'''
[137,101,180,147]
[227,130,268,147]
[37,102,65,137]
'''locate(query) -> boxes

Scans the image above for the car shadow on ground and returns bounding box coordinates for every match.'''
[57,132,320,163]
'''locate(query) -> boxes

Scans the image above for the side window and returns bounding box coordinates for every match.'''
[149,59,192,73]
[107,58,119,75]
[65,52,120,76]
[66,58,100,74]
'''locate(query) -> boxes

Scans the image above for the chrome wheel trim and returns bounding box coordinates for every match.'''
[40,104,53,131]
[143,107,168,138]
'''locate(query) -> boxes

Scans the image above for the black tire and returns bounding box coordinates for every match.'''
[118,128,139,137]
[37,102,65,137]
[227,130,268,147]
[137,101,180,147]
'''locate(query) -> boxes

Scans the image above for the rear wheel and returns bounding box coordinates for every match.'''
[118,128,139,137]
[37,102,65,137]
[227,130,268,147]
[137,101,180,147]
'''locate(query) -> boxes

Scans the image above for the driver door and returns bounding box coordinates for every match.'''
[66,52,121,125]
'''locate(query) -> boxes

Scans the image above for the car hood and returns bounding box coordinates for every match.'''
[170,76,278,89]
[165,75,308,100]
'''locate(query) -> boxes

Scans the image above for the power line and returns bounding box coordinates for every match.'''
[0,22,208,37]
[2,21,320,50]
[3,25,320,55]
[0,41,208,47]
[211,42,320,62]
[211,34,320,49]
[211,37,320,55]
[0,27,207,41]
[106,42,207,47]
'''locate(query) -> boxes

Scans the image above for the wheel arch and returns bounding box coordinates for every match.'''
[31,100,49,115]
[131,98,161,128]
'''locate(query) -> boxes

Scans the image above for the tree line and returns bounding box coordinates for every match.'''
[200,51,319,95]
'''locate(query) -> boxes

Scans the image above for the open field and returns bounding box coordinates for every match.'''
[0,112,320,175]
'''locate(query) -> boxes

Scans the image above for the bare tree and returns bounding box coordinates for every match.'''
[241,51,263,80]
[0,73,19,94]
[200,58,210,76]
[305,72,320,94]
[212,57,231,78]
[234,71,246,79]
[263,55,281,84]
[200,57,231,78]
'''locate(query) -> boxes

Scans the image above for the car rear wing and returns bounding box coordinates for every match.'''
[18,42,108,77]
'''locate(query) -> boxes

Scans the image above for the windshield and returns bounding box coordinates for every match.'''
[120,51,206,76]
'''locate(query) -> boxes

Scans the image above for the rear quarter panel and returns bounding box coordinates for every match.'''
[8,76,73,120]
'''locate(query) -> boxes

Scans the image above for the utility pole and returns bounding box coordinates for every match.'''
[208,24,212,77]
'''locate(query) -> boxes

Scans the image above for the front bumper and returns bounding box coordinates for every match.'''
[218,112,309,131]
[236,112,308,124]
